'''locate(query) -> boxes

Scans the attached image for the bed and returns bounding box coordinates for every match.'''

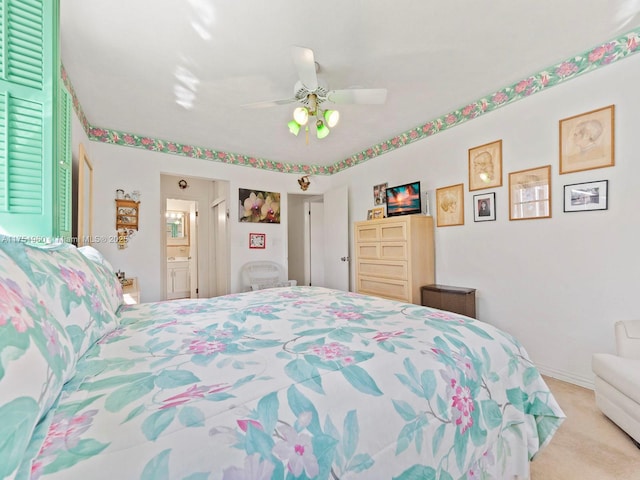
[0,240,564,479]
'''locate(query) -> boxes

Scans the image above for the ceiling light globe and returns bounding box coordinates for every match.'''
[293,107,309,125]
[316,120,330,139]
[324,109,340,128]
[287,120,301,136]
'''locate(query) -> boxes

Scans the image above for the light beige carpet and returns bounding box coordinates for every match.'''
[530,376,640,479]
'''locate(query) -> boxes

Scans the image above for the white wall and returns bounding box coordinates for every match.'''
[69,129,333,300]
[334,55,640,388]
[71,54,640,388]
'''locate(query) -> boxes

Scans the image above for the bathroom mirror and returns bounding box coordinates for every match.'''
[166,210,189,245]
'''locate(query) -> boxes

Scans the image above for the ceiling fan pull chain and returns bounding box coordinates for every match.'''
[305,125,309,145]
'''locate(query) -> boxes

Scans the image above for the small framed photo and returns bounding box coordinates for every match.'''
[366,209,373,220]
[559,105,614,174]
[509,165,551,221]
[372,206,385,219]
[473,192,496,222]
[563,180,608,212]
[373,183,388,205]
[468,139,503,191]
[436,183,464,227]
[249,233,265,249]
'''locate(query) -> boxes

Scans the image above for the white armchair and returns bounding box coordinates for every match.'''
[240,261,297,292]
[592,320,640,446]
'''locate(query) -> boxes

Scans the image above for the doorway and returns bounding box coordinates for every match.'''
[166,198,198,300]
[160,174,230,299]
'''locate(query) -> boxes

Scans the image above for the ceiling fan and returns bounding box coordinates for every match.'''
[244,46,388,140]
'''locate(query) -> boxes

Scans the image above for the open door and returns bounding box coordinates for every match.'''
[322,184,349,291]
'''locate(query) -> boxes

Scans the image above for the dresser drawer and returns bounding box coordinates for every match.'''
[357,276,409,302]
[356,224,380,242]
[356,242,380,259]
[380,241,407,260]
[379,222,407,241]
[357,259,407,280]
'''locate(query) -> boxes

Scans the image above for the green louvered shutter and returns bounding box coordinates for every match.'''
[0,0,59,238]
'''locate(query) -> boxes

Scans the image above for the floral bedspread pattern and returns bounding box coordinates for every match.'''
[25,287,564,479]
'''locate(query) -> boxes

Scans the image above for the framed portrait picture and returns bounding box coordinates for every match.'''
[373,183,388,206]
[509,165,551,220]
[563,180,608,212]
[372,206,385,219]
[473,192,496,222]
[559,105,614,174]
[366,209,373,220]
[468,139,502,191]
[436,183,464,227]
[249,233,265,249]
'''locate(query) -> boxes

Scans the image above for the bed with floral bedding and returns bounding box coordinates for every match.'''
[0,238,564,480]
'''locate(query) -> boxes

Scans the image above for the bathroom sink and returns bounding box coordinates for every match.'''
[167,256,189,262]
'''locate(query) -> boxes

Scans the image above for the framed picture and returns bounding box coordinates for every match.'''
[372,206,385,219]
[366,209,373,220]
[239,188,281,223]
[468,139,502,191]
[509,165,551,220]
[559,105,615,174]
[563,180,608,212]
[436,183,464,227]
[473,192,496,222]
[373,182,388,205]
[249,233,265,249]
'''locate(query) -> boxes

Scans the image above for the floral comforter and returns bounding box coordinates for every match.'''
[26,287,564,479]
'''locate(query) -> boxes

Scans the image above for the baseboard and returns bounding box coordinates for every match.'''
[536,363,594,390]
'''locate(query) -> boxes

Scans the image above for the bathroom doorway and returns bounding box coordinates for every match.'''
[166,198,198,299]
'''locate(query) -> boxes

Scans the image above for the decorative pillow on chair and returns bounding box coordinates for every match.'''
[20,242,121,361]
[0,244,75,478]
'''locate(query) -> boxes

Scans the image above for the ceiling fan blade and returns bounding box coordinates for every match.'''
[327,88,388,104]
[291,46,318,92]
[241,97,297,109]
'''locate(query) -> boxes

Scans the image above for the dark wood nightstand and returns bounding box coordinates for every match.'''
[421,284,476,318]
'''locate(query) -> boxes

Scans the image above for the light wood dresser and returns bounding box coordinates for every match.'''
[354,215,434,304]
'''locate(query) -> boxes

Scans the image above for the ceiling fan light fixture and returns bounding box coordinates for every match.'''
[324,109,340,128]
[316,120,330,139]
[293,107,309,125]
[288,120,301,136]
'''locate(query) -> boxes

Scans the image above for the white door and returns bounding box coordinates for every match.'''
[322,184,349,291]
[189,205,198,298]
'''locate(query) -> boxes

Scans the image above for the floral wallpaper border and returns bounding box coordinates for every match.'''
[62,28,640,176]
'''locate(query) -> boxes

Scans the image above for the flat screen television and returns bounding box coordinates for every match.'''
[386,181,421,217]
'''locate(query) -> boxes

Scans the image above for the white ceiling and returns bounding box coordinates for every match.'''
[60,0,640,170]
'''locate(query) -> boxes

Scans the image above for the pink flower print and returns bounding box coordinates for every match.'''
[334,310,364,321]
[185,339,227,356]
[451,383,475,434]
[373,330,405,342]
[90,293,103,312]
[251,305,275,315]
[310,342,355,365]
[445,114,457,125]
[237,419,263,432]
[491,91,508,104]
[452,349,477,381]
[59,267,87,296]
[98,328,124,344]
[555,61,578,77]
[161,383,231,409]
[42,321,63,355]
[628,36,639,52]
[272,425,319,478]
[0,279,34,332]
[514,78,532,93]
[223,454,275,480]
[39,410,98,457]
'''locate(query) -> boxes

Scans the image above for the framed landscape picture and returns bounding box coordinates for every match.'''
[563,180,608,212]
[559,105,614,174]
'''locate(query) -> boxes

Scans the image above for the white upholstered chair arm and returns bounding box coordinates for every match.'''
[615,320,640,360]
